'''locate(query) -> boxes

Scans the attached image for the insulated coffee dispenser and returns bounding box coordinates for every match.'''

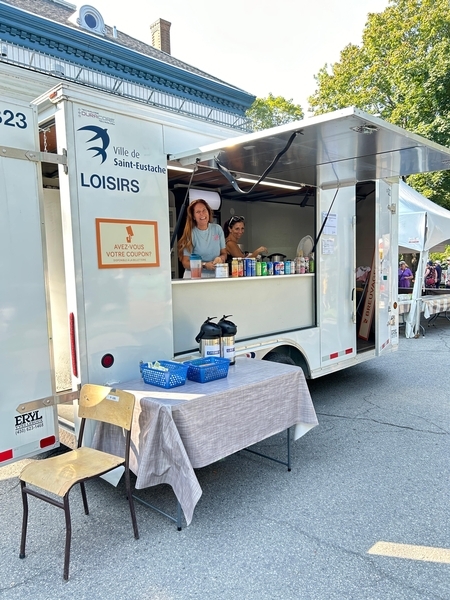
[195,317,222,358]
[217,315,237,365]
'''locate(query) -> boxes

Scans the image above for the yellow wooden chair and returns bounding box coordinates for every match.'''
[19,384,139,580]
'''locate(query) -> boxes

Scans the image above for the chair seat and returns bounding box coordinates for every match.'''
[20,447,125,497]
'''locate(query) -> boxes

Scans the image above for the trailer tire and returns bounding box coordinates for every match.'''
[262,352,296,365]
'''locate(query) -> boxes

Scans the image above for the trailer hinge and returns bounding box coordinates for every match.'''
[0,145,67,166]
[62,148,68,174]
[387,203,396,214]
[16,388,80,414]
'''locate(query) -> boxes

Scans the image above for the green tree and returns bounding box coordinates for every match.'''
[308,0,450,208]
[246,93,304,131]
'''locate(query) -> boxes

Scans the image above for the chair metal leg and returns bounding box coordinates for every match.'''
[63,496,72,581]
[19,482,29,559]
[80,482,89,515]
[125,469,139,539]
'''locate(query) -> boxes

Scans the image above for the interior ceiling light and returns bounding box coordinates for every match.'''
[236,176,301,191]
[167,165,195,173]
[351,124,379,134]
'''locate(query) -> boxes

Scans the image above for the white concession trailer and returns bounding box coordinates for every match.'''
[2,80,450,466]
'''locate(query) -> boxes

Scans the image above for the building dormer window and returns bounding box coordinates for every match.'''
[69,5,106,36]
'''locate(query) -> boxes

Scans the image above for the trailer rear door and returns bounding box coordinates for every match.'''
[0,96,59,466]
[376,179,399,354]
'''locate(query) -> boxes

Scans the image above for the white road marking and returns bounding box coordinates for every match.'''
[368,541,450,564]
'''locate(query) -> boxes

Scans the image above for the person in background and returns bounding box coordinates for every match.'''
[424,260,437,288]
[434,260,442,288]
[398,260,413,288]
[177,199,227,278]
[446,258,450,288]
[223,216,267,260]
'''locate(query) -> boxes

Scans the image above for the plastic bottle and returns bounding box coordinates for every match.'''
[231,258,239,277]
[299,257,305,274]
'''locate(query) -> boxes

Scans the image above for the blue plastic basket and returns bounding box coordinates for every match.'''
[141,361,188,389]
[183,356,230,383]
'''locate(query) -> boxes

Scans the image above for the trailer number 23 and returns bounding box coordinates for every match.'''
[0,109,27,129]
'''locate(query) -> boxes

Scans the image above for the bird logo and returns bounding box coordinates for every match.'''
[77,125,110,164]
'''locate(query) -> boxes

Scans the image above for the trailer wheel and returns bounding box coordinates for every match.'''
[262,352,296,365]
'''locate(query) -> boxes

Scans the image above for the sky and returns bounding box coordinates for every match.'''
[88,0,390,113]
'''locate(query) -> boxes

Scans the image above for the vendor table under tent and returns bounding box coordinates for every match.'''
[398,181,450,337]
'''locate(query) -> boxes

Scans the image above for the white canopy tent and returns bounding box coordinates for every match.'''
[399,180,450,337]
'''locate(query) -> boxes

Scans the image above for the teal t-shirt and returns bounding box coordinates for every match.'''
[183,223,225,262]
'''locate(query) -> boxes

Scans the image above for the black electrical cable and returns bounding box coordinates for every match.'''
[213,129,303,196]
[169,167,197,251]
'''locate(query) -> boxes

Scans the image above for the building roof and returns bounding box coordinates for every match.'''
[0,0,255,115]
[3,0,244,89]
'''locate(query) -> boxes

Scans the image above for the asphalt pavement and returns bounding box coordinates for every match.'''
[1,315,449,599]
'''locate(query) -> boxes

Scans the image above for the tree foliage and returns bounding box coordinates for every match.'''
[246,93,304,131]
[308,0,450,208]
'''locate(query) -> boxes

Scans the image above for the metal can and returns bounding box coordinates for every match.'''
[266,261,273,275]
[274,261,281,275]
[238,258,244,277]
[290,260,296,274]
[261,262,267,276]
[231,258,239,277]
[250,258,256,277]
[285,260,291,275]
[256,261,262,276]
[244,257,250,276]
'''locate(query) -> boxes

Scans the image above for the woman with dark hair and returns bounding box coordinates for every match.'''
[424,260,437,288]
[177,199,227,278]
[223,215,267,259]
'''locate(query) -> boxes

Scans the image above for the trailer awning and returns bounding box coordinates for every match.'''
[169,107,450,196]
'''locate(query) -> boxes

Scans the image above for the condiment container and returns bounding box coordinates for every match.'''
[215,263,229,278]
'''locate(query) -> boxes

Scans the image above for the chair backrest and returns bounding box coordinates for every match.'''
[78,384,135,431]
